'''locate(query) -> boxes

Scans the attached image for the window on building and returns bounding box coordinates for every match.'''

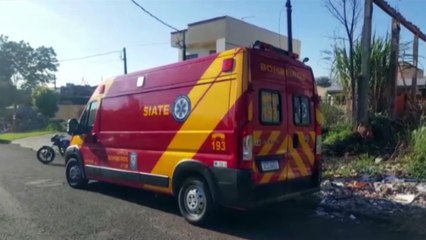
[293,96,311,125]
[186,53,198,59]
[209,50,216,55]
[260,90,281,125]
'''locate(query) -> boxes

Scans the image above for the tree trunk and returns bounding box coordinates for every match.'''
[411,35,419,101]
[11,103,16,132]
[350,42,356,125]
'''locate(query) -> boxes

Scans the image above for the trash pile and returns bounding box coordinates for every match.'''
[316,176,426,221]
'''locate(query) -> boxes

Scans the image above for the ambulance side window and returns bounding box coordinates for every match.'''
[293,96,311,125]
[86,101,99,131]
[80,101,98,132]
[260,90,282,125]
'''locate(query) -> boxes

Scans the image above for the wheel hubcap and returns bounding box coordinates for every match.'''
[184,186,206,216]
[69,165,81,182]
[41,149,51,160]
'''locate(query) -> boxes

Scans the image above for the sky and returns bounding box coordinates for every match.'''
[0,0,425,87]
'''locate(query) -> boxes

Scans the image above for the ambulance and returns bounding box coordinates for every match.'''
[65,41,323,225]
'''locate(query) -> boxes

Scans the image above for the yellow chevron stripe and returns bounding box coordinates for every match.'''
[297,132,314,165]
[310,131,316,142]
[248,100,253,121]
[287,166,296,179]
[278,164,288,181]
[288,138,309,176]
[316,109,324,126]
[252,130,263,173]
[258,131,280,156]
[253,131,262,142]
[259,172,274,184]
[276,135,289,155]
[147,49,244,192]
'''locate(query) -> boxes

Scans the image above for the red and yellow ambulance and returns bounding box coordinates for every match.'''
[65,41,323,225]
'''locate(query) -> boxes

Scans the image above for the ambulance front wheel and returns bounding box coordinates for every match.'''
[178,177,215,225]
[66,158,88,189]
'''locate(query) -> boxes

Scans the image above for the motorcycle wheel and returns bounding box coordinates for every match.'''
[36,146,55,164]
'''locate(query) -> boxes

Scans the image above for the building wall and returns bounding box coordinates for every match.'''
[224,17,301,54]
[54,105,84,121]
[171,16,301,61]
[398,62,424,81]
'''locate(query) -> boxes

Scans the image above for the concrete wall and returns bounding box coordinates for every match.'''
[54,105,84,121]
[171,16,301,61]
[224,17,301,55]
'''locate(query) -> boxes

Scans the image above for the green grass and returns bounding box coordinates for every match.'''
[408,126,426,178]
[323,154,383,178]
[0,130,54,142]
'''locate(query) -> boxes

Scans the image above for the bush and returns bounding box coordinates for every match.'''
[46,120,65,132]
[323,128,361,156]
[321,103,346,130]
[322,114,404,156]
[408,126,426,178]
[368,113,402,153]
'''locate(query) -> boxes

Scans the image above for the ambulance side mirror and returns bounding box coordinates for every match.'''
[67,118,79,135]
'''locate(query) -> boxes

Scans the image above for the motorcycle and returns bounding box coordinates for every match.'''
[36,134,70,164]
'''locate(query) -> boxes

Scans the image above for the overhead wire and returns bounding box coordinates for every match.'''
[59,50,121,63]
[130,0,180,32]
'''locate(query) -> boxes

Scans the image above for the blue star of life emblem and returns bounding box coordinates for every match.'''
[173,95,191,122]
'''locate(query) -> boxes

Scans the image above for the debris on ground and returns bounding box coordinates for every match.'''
[393,194,417,204]
[316,176,426,222]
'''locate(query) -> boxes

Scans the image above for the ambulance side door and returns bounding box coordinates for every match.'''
[78,101,107,176]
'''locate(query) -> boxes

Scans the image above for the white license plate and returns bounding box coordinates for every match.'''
[261,160,279,171]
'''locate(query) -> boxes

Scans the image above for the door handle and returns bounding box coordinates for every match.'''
[293,134,299,148]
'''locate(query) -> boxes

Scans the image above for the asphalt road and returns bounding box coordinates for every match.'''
[0,143,424,240]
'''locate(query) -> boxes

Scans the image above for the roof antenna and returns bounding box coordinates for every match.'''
[286,0,293,54]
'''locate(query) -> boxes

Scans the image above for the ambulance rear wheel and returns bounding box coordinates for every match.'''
[178,177,215,225]
[66,158,88,189]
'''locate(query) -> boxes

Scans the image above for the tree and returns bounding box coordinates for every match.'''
[32,87,59,118]
[0,35,59,128]
[325,0,361,124]
[0,81,15,109]
[327,36,392,114]
[0,35,58,90]
[316,76,332,87]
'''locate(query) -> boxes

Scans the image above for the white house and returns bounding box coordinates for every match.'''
[170,16,301,61]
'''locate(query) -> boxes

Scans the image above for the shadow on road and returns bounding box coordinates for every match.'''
[83,181,425,240]
[47,162,65,167]
[85,182,180,216]
[0,140,10,144]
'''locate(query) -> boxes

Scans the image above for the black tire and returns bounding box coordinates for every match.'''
[178,177,215,225]
[65,158,88,189]
[36,146,55,164]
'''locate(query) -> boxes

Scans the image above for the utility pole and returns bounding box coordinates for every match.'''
[286,0,293,54]
[389,18,400,118]
[358,0,373,124]
[412,35,419,101]
[182,31,186,61]
[123,47,128,74]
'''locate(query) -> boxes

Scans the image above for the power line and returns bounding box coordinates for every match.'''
[130,0,187,60]
[131,0,179,32]
[58,50,121,63]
